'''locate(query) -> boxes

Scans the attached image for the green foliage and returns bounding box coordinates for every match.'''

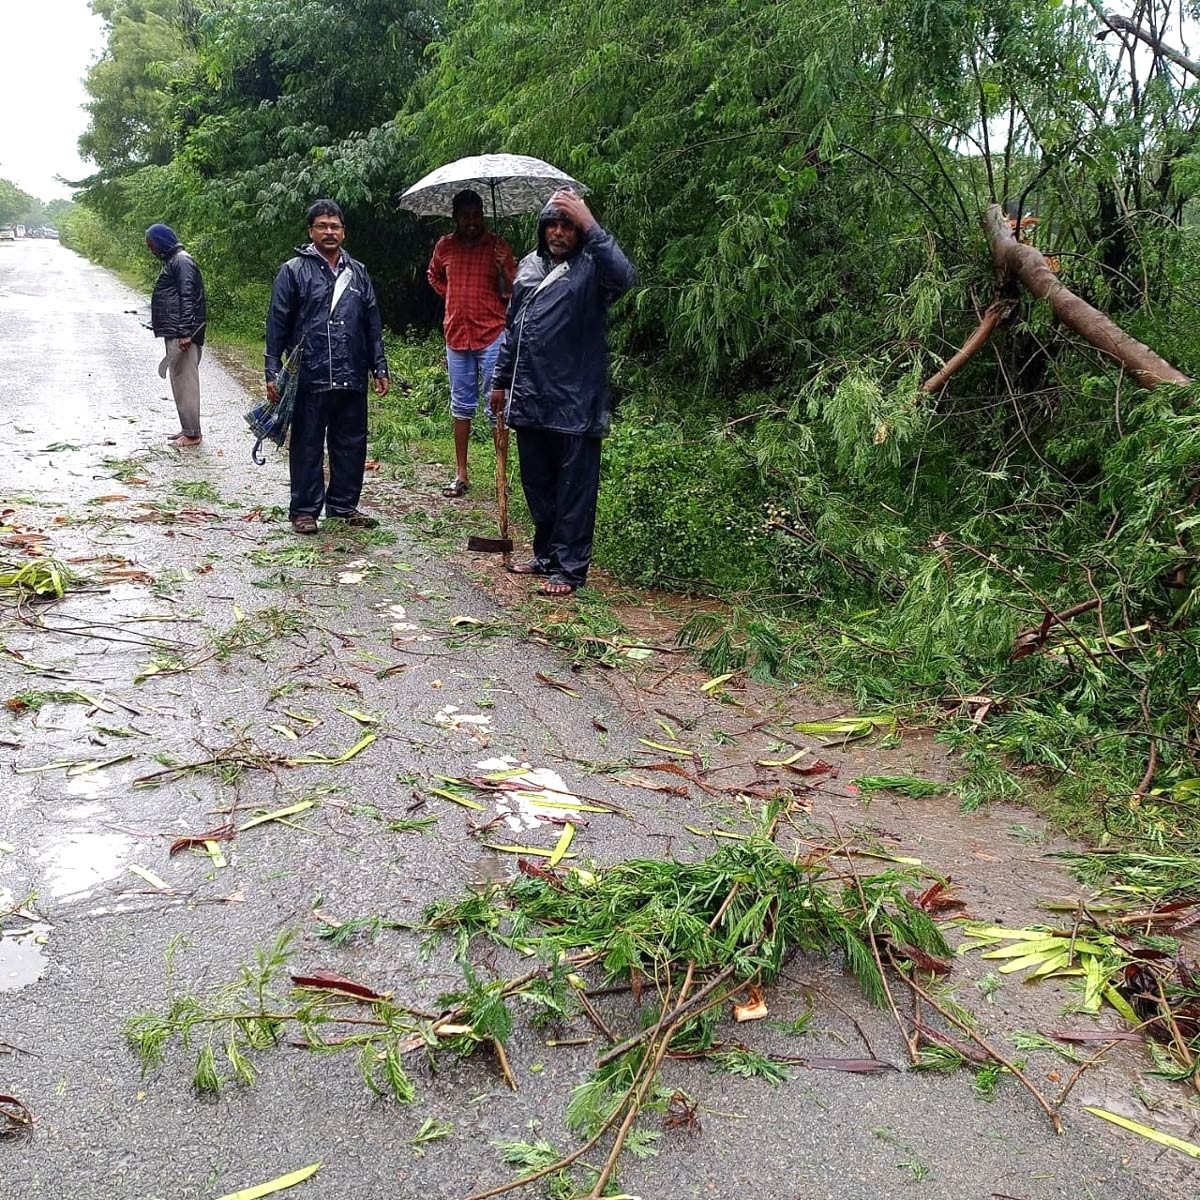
[71,0,1200,846]
[597,415,772,590]
[425,833,947,1002]
[712,1047,789,1085]
[0,177,41,225]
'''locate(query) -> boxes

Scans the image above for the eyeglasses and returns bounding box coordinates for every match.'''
[311,222,343,233]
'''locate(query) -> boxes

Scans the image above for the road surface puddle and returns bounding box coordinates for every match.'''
[0,925,50,992]
[32,830,134,898]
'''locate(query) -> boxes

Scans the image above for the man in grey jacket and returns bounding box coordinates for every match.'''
[147,223,206,447]
[489,189,635,596]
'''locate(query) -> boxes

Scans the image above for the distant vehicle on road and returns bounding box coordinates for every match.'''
[14,225,25,238]
[43,227,58,239]
[0,226,15,242]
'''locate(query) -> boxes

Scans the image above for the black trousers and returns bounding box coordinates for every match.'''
[514,428,603,588]
[289,388,367,517]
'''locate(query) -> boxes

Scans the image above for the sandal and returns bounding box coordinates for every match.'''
[442,478,470,498]
[506,560,550,576]
[537,577,577,598]
[326,509,379,529]
[291,514,319,535]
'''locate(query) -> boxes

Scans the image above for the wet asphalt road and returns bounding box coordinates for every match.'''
[0,240,1191,1199]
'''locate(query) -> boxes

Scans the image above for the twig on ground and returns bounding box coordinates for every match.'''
[892,958,1063,1134]
[830,815,919,1065]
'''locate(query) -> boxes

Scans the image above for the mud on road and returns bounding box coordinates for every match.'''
[1,239,1196,1199]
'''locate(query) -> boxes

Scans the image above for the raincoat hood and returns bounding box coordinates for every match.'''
[536,202,577,258]
[145,224,181,256]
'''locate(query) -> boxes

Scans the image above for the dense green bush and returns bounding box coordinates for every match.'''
[596,418,772,591]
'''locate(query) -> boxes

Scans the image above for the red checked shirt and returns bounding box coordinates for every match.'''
[427,231,516,351]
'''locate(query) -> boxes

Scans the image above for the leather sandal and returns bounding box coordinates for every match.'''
[441,478,470,498]
[537,577,577,597]
[291,514,319,535]
[506,560,549,576]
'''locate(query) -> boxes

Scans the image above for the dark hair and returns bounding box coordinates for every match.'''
[306,199,345,226]
[452,189,484,214]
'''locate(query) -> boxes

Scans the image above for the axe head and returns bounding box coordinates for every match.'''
[467,536,514,553]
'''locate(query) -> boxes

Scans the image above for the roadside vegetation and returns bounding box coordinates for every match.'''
[63,0,1200,857]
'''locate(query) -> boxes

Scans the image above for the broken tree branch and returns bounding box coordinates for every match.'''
[922,299,1016,394]
[983,204,1191,389]
[1010,597,1102,660]
[1098,10,1200,79]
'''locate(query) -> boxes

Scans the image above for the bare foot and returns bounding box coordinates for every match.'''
[172,435,203,447]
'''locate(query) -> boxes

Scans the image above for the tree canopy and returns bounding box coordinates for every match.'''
[0,178,48,226]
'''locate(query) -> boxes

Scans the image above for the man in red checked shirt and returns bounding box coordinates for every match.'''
[427,189,517,498]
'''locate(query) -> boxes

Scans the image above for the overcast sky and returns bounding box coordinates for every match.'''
[0,0,105,201]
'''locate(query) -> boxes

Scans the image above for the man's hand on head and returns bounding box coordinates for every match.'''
[550,189,595,233]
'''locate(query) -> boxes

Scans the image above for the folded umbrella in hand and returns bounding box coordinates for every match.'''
[244,341,303,465]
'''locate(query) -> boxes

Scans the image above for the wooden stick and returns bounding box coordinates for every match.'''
[462,986,677,1200]
[922,299,1014,394]
[829,815,919,1065]
[894,962,1063,1134]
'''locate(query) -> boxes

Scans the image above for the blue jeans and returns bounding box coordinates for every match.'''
[447,332,504,422]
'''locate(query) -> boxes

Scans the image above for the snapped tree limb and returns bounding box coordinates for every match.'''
[922,299,1015,395]
[983,204,1191,389]
[1098,10,1200,79]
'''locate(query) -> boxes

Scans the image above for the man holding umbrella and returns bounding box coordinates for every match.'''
[265,200,390,534]
[427,189,516,499]
[489,189,636,597]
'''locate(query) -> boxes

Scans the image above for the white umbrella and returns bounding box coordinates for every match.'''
[399,153,588,221]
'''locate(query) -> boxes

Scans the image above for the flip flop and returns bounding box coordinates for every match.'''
[537,578,577,597]
[442,479,470,498]
[506,560,549,576]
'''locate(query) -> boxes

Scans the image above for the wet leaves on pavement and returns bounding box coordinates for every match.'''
[1084,1107,1200,1161]
[0,1093,33,1138]
[290,970,390,1003]
[211,1162,322,1200]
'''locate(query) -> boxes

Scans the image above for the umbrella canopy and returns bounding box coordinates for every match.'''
[399,154,588,220]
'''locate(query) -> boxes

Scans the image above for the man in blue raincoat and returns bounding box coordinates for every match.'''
[265,200,390,534]
[489,189,635,596]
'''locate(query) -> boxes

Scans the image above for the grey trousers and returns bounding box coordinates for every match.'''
[165,339,203,437]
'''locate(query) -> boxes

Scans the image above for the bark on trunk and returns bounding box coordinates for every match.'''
[983,204,1191,388]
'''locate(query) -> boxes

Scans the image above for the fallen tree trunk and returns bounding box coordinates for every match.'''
[983,204,1191,389]
[1099,10,1200,79]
